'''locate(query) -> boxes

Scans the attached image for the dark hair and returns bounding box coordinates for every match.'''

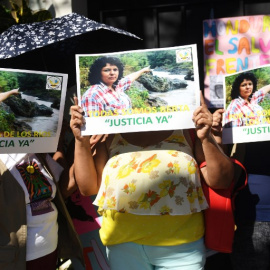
[88,56,124,85]
[231,71,257,100]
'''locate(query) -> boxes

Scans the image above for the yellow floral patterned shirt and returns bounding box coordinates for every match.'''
[93,130,207,246]
[93,130,208,216]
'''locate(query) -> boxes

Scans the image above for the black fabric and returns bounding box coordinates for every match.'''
[0,160,27,270]
[244,141,270,176]
[234,141,270,222]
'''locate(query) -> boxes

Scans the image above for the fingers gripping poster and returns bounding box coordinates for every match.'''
[76,45,200,135]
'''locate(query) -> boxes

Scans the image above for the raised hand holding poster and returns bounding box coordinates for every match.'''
[203,15,270,108]
[76,45,200,135]
[222,65,270,144]
[0,68,67,153]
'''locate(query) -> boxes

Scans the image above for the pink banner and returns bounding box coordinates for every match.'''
[203,15,270,108]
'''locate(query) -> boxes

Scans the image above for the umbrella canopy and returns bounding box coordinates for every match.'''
[0,13,143,86]
[0,12,141,59]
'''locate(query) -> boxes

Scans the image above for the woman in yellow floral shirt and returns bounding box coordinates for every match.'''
[70,94,234,270]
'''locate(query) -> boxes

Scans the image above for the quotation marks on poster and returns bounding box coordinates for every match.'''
[105,115,173,127]
[243,126,270,135]
[0,139,35,148]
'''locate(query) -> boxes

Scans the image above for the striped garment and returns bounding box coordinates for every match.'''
[224,89,265,127]
[81,76,132,117]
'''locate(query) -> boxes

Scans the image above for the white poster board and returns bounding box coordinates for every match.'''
[0,68,67,153]
[76,45,200,135]
[222,65,270,144]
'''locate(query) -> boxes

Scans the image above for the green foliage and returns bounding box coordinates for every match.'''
[127,86,149,109]
[260,96,270,111]
[0,3,15,33]
[17,72,61,100]
[0,0,52,34]
[0,71,19,92]
[120,53,149,74]
[79,56,99,94]
[0,108,15,131]
[17,72,47,92]
[225,74,237,106]
[0,70,60,101]
[147,50,175,68]
[256,68,270,111]
[146,50,193,71]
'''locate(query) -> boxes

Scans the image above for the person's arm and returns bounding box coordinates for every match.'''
[259,84,270,95]
[52,119,78,199]
[211,108,229,154]
[53,151,78,199]
[126,66,151,82]
[193,92,234,189]
[70,97,107,196]
[0,88,19,102]
[55,135,106,199]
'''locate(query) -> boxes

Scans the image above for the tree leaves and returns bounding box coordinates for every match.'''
[0,0,52,34]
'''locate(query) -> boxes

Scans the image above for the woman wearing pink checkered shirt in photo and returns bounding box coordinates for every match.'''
[81,56,150,117]
[224,72,270,128]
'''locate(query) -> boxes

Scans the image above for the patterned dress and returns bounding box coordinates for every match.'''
[94,130,207,216]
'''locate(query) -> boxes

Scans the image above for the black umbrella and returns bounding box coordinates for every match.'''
[0,12,143,86]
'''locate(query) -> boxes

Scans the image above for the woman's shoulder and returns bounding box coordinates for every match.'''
[225,98,242,112]
[82,83,104,97]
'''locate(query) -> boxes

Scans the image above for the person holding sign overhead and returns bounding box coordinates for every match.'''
[224,72,270,127]
[70,92,234,270]
[212,105,270,270]
[81,56,150,117]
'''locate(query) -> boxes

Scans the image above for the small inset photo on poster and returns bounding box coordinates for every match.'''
[76,45,200,135]
[222,65,270,144]
[209,75,224,108]
[0,68,67,153]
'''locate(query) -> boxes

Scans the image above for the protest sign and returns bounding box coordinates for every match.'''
[76,45,200,135]
[0,68,67,153]
[222,65,270,144]
[203,14,270,108]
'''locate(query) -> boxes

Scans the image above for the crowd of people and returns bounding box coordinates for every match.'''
[1,58,269,270]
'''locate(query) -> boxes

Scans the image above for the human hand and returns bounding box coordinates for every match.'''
[142,66,151,73]
[192,91,213,142]
[90,134,106,147]
[212,109,225,135]
[11,88,20,95]
[70,96,86,141]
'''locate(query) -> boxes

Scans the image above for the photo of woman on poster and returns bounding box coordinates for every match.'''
[77,45,200,135]
[81,56,150,117]
[224,71,270,127]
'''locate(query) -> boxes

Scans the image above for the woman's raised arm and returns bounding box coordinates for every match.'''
[127,66,151,82]
[70,97,107,196]
[193,92,234,189]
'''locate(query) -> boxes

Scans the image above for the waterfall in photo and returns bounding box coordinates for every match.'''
[151,70,197,109]
[17,93,59,136]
